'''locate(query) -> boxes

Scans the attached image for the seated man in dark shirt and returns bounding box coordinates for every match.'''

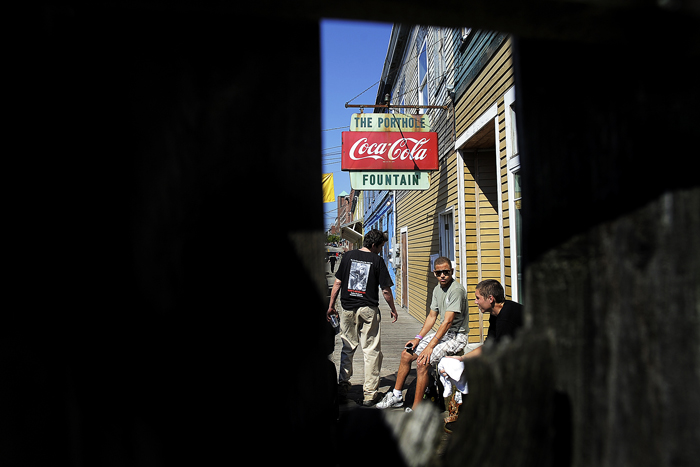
[458,279,523,360]
[438,279,523,431]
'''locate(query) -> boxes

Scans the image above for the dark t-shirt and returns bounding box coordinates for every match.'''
[335,249,394,309]
[486,300,524,344]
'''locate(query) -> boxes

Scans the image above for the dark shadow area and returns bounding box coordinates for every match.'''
[8,2,700,466]
[441,332,565,467]
[463,149,498,213]
[337,407,408,467]
[9,5,331,466]
[514,34,700,261]
[551,390,573,467]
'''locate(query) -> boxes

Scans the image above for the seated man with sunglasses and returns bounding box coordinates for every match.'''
[377,256,468,411]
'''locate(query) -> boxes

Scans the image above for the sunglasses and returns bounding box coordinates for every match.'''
[433,269,452,277]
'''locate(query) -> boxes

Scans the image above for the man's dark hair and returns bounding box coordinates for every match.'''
[434,256,452,269]
[476,279,505,303]
[363,229,388,249]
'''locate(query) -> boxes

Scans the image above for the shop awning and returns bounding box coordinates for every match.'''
[340,222,363,244]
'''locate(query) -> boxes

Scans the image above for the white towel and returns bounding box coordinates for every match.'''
[438,357,469,397]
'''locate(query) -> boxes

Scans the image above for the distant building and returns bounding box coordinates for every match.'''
[334,190,363,250]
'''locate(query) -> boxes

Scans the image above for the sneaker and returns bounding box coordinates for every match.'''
[376,392,404,409]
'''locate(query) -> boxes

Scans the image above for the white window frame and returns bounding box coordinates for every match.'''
[504,86,522,303]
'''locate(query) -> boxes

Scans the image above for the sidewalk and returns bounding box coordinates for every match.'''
[325,269,452,461]
[328,293,427,410]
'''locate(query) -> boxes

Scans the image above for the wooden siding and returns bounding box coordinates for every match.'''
[395,152,461,326]
[460,150,501,342]
[455,35,515,343]
[392,25,461,327]
[391,28,516,342]
[456,36,514,136]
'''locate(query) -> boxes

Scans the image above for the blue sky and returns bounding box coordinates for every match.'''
[321,19,394,231]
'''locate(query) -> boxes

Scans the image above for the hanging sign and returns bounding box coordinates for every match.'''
[341,131,439,171]
[350,171,430,190]
[349,113,431,132]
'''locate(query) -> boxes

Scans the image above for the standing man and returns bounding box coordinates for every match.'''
[327,229,399,406]
[377,256,468,411]
[329,253,337,273]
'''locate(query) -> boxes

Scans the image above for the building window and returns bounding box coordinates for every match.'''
[513,172,522,303]
[438,209,455,264]
[510,104,519,157]
[434,29,445,83]
[418,39,428,113]
[504,86,522,303]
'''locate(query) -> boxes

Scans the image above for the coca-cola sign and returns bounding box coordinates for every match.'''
[341,131,439,171]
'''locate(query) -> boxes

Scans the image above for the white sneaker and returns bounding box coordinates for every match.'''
[376,392,404,409]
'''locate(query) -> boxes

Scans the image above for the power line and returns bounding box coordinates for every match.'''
[336,26,470,112]
[320,27,475,128]
[323,126,349,132]
[345,79,382,105]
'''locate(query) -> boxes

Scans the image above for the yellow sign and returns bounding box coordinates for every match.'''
[322,173,335,203]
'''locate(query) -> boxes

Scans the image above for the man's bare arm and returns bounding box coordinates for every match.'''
[382,287,399,323]
[327,279,342,321]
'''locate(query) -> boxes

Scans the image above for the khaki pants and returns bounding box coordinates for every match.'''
[338,304,383,402]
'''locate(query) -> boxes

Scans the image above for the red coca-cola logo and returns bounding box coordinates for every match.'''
[342,132,439,171]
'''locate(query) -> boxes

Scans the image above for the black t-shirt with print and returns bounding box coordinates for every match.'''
[335,249,393,309]
[486,300,524,344]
